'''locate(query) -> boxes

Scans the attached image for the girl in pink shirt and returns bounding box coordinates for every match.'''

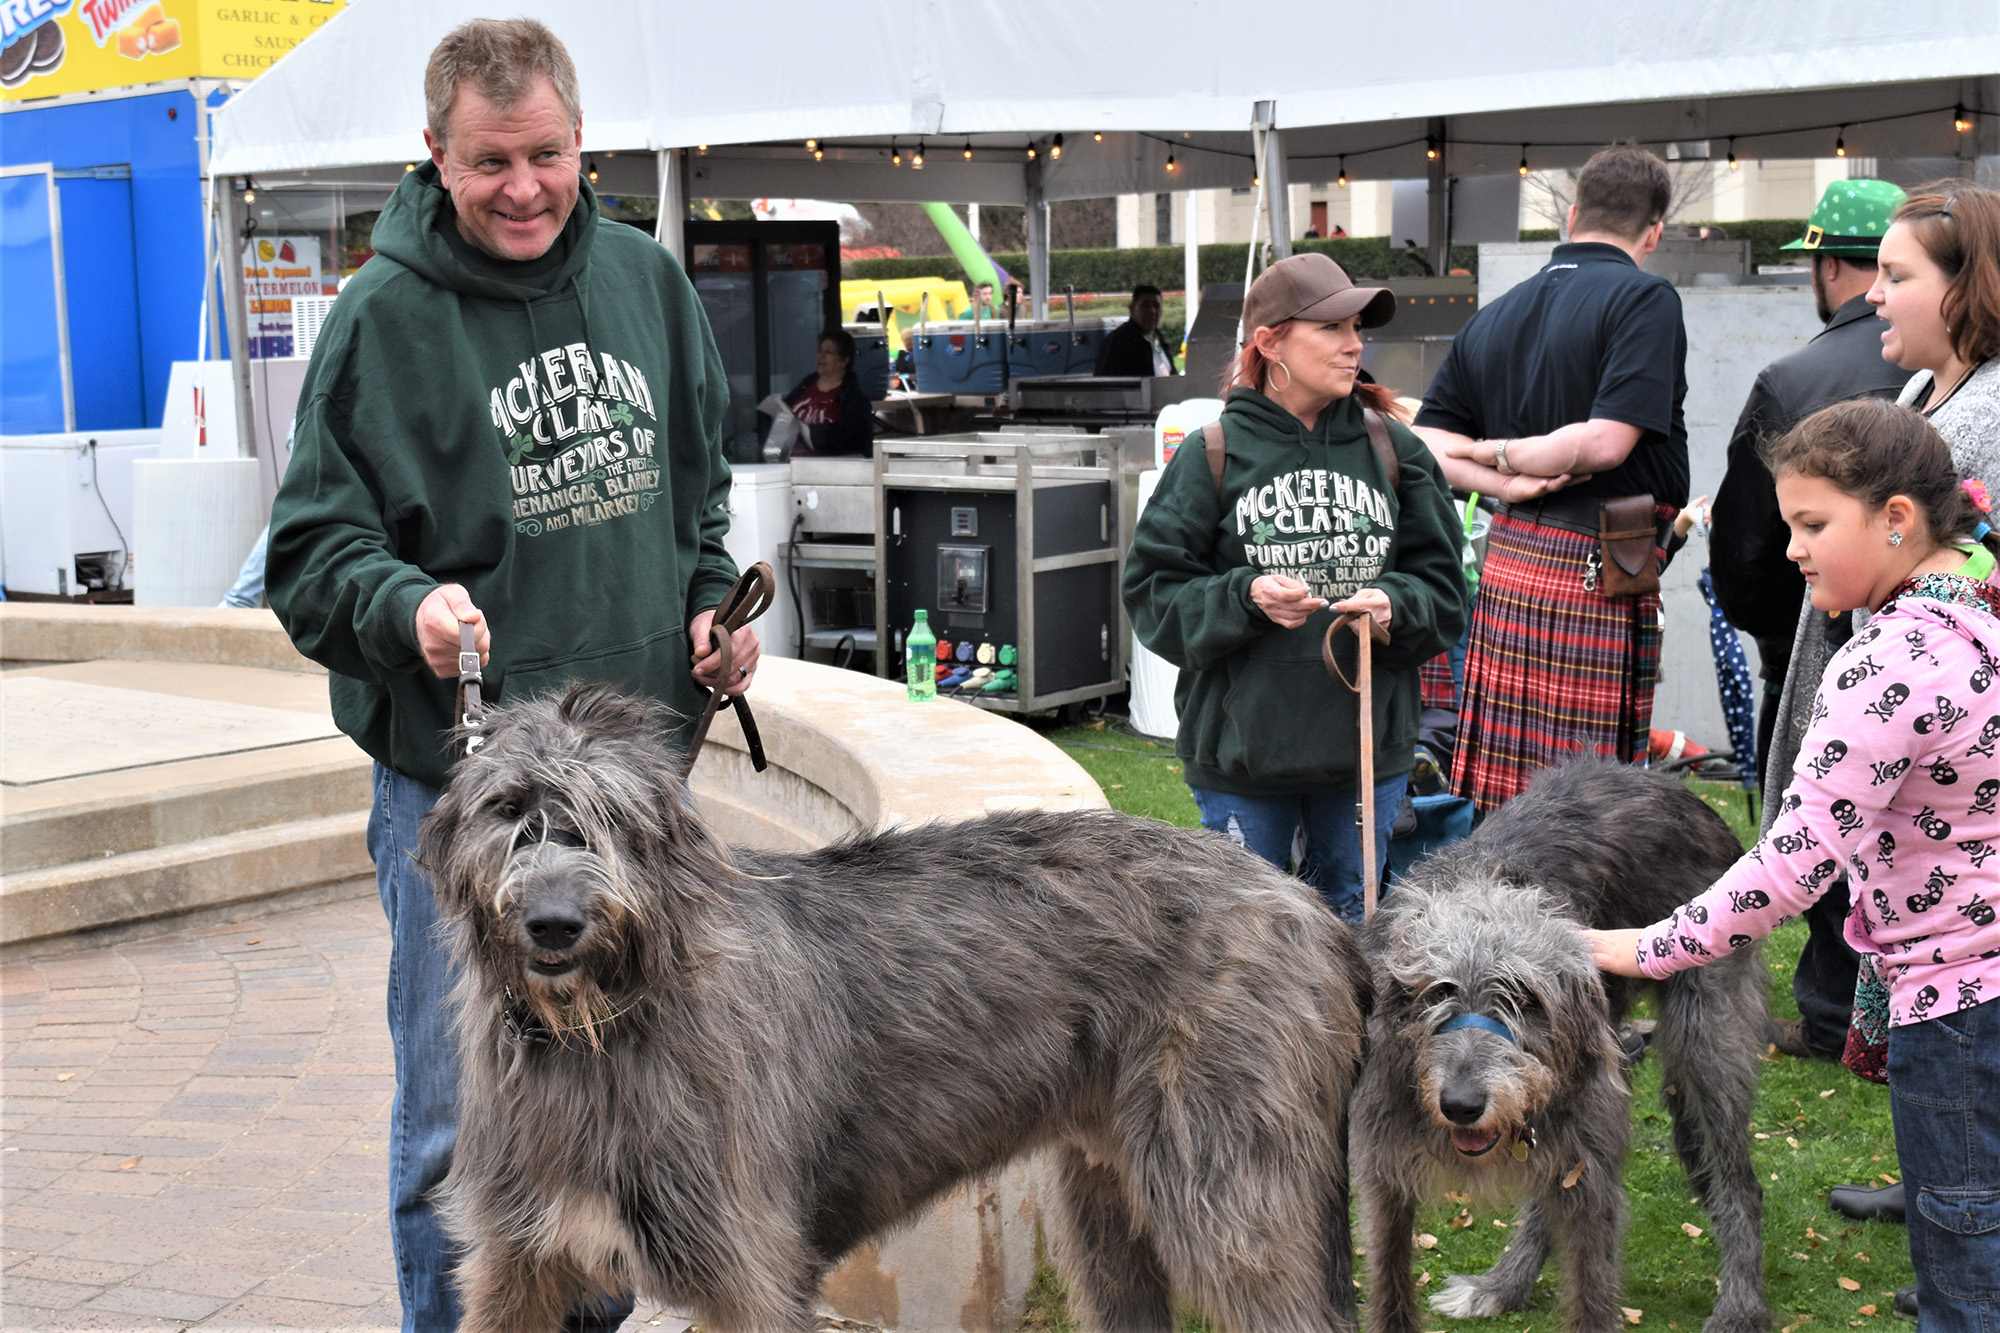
[1584,399,1999,1331]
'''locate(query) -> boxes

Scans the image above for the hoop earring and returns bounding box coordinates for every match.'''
[1268,359,1293,392]
[1889,530,1905,546]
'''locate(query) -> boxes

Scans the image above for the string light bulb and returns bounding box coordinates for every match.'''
[587,157,599,182]
[812,147,824,162]
[1425,137,1439,161]
[696,144,707,155]
[242,177,256,204]
[1026,143,1037,160]
[1727,138,1739,171]
[1518,146,1529,177]
[1051,133,1063,160]
[1955,105,1974,134]
[1252,173,1261,188]
[1834,128,1847,158]
[962,139,972,160]
[805,138,817,151]
[1092,131,1103,142]
[1165,153,1177,172]
[403,163,414,173]
[912,141,925,170]
[1336,157,1347,189]
[891,142,902,166]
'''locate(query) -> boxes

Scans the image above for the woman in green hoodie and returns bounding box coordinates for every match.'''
[1123,254,1467,920]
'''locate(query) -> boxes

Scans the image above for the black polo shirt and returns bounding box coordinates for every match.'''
[1416,241,1690,506]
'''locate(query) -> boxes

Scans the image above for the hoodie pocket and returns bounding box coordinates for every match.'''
[1212,652,1393,789]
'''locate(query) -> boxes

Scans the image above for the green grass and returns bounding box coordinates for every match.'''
[1019,725,1911,1332]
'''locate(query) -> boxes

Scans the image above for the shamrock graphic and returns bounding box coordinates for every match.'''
[1355,513,1374,535]
[506,434,534,465]
[610,402,634,427]
[1251,519,1278,544]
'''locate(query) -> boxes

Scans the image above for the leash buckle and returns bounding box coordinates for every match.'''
[457,621,487,755]
[1583,551,1602,594]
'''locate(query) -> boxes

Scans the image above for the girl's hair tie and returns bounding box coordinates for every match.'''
[1965,478,1993,515]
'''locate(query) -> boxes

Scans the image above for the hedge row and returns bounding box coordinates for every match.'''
[846,220,1812,293]
[844,236,1480,292]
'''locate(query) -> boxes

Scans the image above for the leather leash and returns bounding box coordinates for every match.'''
[1323,610,1389,920]
[683,562,775,777]
[456,621,487,755]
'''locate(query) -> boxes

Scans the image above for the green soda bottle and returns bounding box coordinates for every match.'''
[906,609,937,702]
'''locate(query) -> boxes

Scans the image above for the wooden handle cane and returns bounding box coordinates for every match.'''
[1324,610,1390,919]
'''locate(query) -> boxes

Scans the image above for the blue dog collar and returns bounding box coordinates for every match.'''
[1439,1013,1517,1045]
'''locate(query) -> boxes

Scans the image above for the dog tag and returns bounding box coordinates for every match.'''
[1512,1137,1529,1162]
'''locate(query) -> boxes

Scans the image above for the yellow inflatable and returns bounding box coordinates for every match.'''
[840,278,971,352]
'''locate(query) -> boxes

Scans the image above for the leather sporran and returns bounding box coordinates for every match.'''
[1598,494,1662,597]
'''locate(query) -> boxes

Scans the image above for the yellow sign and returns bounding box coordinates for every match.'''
[1,0,346,101]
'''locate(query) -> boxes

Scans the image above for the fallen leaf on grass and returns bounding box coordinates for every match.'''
[1854,1252,1870,1263]
[1878,1174,1898,1185]
[1756,1132,1771,1139]
[1781,1318,1812,1333]
[1858,1306,1877,1317]
[1106,783,1124,789]
[1787,1136,1801,1149]
[1417,1271,1432,1287]
[1415,1233,1438,1250]
[1820,1088,1836,1098]
[1449,1209,1474,1229]
[1563,1160,1588,1188]
[1493,1220,1509,1229]
[1838,1277,1862,1292]
[1445,1190,1471,1204]
[1622,1307,1643,1325]
[1683,1223,1704,1238]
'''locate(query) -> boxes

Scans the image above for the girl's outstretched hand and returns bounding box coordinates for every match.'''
[1579,927,1648,978]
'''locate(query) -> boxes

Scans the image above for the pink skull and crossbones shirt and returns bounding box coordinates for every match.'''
[1638,574,2000,1026]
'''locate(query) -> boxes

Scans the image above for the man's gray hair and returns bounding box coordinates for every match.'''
[425,18,581,144]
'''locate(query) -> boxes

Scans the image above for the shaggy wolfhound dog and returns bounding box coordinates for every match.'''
[1354,761,1768,1333]
[416,685,1370,1333]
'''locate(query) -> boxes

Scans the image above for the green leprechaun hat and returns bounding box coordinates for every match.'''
[1781,179,1907,258]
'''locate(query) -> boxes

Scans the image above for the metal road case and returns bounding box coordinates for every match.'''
[874,434,1127,714]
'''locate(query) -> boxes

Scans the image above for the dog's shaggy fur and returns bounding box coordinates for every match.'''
[1354,761,1768,1333]
[415,685,1371,1333]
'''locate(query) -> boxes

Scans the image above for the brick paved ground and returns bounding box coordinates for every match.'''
[1,895,683,1332]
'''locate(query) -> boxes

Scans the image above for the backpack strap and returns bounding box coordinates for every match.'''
[1362,407,1401,499]
[1204,420,1226,492]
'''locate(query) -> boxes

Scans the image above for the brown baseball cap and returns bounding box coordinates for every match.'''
[1241,252,1396,335]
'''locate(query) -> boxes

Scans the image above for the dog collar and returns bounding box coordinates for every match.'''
[1439,1013,1517,1045]
[501,985,553,1046]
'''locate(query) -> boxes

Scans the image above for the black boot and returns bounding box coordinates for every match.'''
[1828,1180,1905,1224]
[1891,1284,1917,1321]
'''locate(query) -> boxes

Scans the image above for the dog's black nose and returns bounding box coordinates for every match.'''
[1439,1085,1487,1125]
[525,908,586,950]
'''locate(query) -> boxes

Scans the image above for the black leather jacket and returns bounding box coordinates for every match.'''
[1709,295,1912,655]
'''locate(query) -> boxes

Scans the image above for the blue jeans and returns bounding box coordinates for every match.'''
[1190,774,1408,923]
[219,525,268,608]
[1887,996,2000,1333]
[369,764,632,1332]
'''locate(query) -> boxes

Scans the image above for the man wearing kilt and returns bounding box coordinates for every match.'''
[1414,145,1689,812]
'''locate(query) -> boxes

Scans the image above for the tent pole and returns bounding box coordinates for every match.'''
[1426,115,1449,277]
[1025,157,1049,321]
[656,149,685,261]
[1183,190,1200,348]
[1256,101,1291,261]
[217,179,258,463]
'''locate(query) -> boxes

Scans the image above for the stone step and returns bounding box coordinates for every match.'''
[1,810,373,949]
[2,745,371,874]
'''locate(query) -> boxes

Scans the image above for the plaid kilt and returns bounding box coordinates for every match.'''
[1451,511,1661,812]
[1418,652,1458,712]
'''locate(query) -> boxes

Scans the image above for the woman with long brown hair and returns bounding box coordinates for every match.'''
[1122,253,1468,920]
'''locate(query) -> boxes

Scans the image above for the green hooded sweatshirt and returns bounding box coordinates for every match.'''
[1122,388,1467,795]
[267,164,737,789]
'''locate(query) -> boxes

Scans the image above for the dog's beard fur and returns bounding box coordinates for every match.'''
[414,683,1372,1333]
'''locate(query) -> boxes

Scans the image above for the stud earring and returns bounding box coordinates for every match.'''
[1889,530,1905,546]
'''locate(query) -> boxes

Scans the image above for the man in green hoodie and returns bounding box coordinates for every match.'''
[266,19,750,1330]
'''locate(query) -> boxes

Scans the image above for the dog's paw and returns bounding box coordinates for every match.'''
[1428,1276,1513,1320]
[1698,1307,1771,1333]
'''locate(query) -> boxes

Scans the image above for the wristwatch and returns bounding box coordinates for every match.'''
[1494,438,1515,475]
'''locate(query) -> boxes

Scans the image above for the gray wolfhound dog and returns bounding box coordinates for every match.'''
[1353,761,1768,1333]
[415,685,1370,1332]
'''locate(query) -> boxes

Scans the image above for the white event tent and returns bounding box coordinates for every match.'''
[204,0,1997,412]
